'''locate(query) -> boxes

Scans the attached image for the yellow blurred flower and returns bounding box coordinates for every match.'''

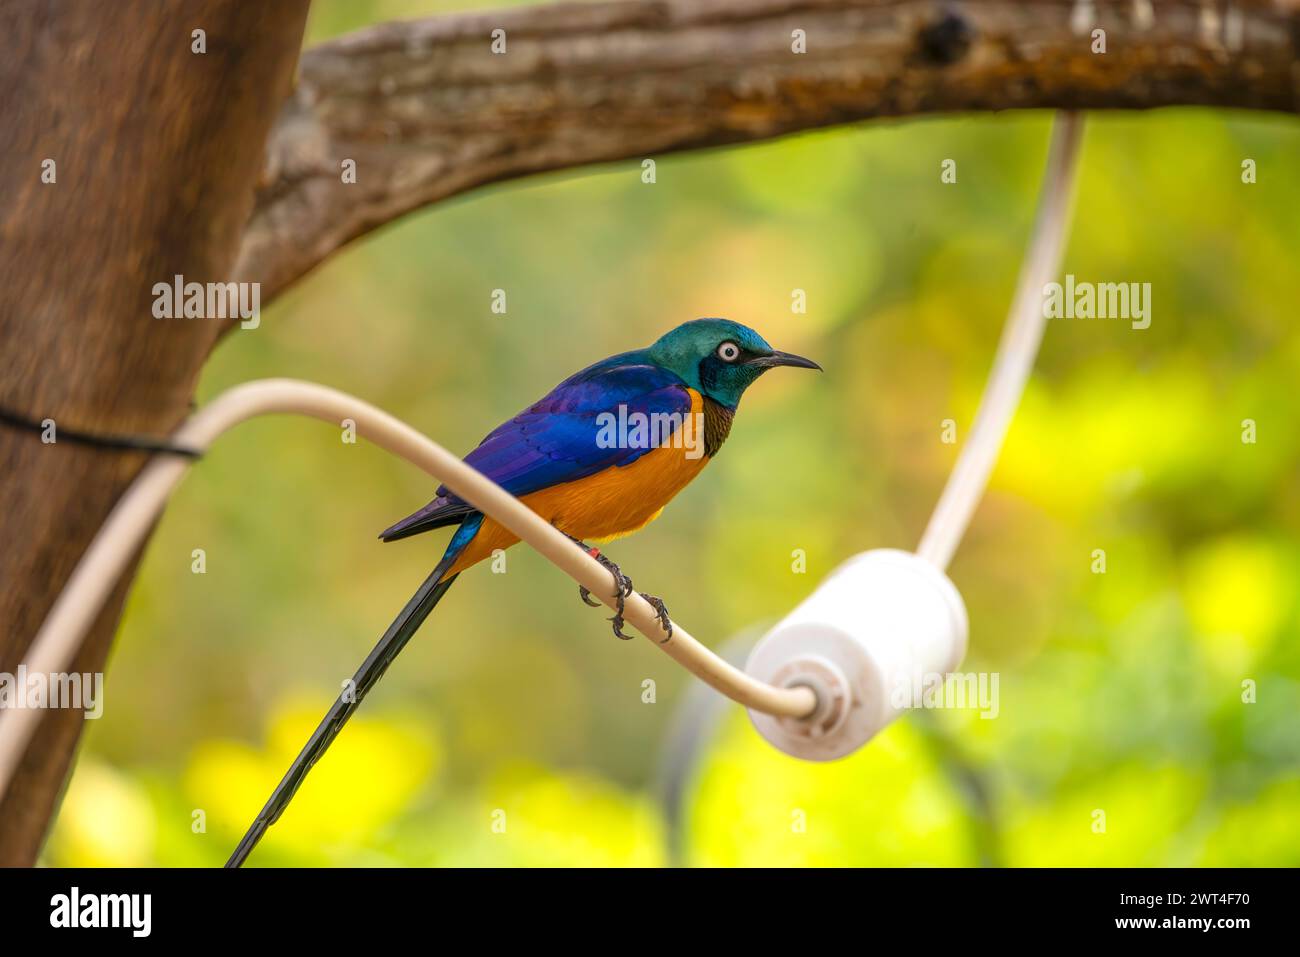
[1005,765,1206,867]
[688,715,969,866]
[184,692,440,862]
[47,760,157,867]
[429,764,665,867]
[1182,536,1289,673]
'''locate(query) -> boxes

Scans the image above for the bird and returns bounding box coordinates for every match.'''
[226,318,821,866]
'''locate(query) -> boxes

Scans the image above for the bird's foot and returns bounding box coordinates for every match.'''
[563,536,636,633]
[557,532,669,642]
[592,551,637,640]
[641,593,673,643]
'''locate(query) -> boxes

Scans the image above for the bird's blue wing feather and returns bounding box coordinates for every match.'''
[379,355,692,541]
[461,362,690,495]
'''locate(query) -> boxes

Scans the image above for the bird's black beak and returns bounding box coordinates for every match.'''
[747,350,823,371]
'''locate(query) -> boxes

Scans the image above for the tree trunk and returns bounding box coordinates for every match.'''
[0,0,310,865]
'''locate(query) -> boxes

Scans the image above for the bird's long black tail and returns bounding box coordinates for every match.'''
[225,567,459,868]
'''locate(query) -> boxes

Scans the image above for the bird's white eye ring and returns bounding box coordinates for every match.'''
[717,341,740,362]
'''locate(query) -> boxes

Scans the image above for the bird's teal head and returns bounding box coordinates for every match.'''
[646,318,821,409]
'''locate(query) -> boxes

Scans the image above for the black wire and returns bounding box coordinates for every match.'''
[0,403,202,458]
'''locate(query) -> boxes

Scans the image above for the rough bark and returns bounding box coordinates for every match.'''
[236,0,1300,301]
[0,0,311,866]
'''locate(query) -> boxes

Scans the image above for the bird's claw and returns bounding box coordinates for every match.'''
[609,608,633,640]
[642,593,673,643]
[598,553,635,599]
[581,551,632,599]
[591,552,637,639]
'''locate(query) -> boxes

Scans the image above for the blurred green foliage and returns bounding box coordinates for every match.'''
[43,0,1300,866]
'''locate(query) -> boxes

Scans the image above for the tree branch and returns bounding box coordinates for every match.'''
[237,0,1300,302]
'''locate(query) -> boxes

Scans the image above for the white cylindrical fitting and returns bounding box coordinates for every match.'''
[745,549,968,761]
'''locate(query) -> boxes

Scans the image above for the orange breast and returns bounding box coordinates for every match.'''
[446,389,711,576]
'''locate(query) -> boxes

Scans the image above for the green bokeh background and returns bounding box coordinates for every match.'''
[44,0,1300,866]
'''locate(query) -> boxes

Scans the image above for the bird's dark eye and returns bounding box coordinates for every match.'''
[717,341,740,362]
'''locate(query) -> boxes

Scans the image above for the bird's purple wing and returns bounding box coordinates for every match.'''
[380,356,692,541]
